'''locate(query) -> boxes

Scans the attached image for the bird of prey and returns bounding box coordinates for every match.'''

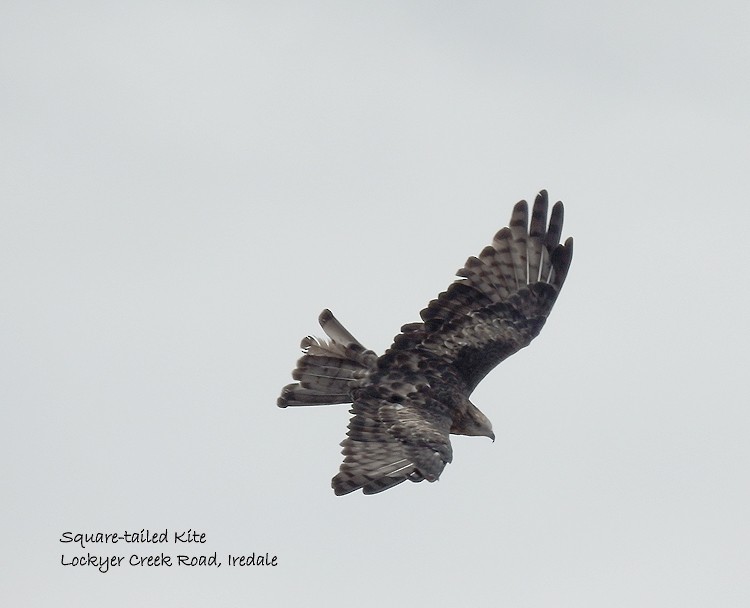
[278,190,573,495]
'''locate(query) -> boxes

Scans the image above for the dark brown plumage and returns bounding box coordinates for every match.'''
[278,190,573,495]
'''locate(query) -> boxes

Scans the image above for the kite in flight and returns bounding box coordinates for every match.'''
[278,190,573,495]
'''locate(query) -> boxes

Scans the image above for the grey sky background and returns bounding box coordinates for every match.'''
[3,1,749,606]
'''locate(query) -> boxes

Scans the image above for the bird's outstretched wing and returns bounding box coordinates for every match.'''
[331,373,455,496]
[382,190,573,393]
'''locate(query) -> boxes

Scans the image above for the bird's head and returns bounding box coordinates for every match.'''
[453,399,495,442]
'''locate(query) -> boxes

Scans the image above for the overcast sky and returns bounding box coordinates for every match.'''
[3,1,750,606]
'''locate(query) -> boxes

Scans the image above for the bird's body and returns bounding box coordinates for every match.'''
[278,190,573,495]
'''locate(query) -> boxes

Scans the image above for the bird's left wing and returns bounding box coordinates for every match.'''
[331,374,454,496]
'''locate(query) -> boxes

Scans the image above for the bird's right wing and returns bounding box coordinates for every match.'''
[382,190,573,393]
